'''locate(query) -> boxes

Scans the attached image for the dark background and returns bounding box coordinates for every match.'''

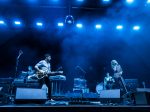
[0,0,150,92]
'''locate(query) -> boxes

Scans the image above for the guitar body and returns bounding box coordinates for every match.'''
[36,71,48,79]
[36,70,63,80]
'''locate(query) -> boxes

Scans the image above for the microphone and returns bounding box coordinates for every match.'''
[17,50,23,59]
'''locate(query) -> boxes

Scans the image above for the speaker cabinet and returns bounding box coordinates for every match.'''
[135,91,150,105]
[99,89,120,103]
[15,88,47,104]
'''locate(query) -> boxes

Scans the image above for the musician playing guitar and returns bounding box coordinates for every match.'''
[35,54,63,100]
[111,60,128,96]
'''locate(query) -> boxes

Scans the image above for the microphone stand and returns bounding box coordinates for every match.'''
[15,50,23,78]
[9,50,23,104]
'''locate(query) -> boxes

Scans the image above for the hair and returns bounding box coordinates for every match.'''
[44,53,51,58]
[111,60,118,65]
[111,60,119,67]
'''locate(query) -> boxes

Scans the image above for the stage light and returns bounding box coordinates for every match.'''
[95,24,102,29]
[133,25,140,31]
[14,21,21,25]
[36,22,43,26]
[101,0,111,4]
[65,15,74,25]
[147,0,150,3]
[116,25,123,30]
[76,23,83,28]
[77,0,84,2]
[126,0,134,4]
[0,20,5,25]
[52,0,59,1]
[58,22,64,27]
[102,0,110,2]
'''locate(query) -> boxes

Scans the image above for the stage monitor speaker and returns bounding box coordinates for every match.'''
[15,88,47,104]
[100,89,120,98]
[135,89,150,105]
[99,89,120,103]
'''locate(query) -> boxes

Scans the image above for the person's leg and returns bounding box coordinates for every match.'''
[45,77,51,99]
[38,78,44,88]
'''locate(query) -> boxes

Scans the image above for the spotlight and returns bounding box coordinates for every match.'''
[65,15,74,24]
[95,24,102,29]
[77,0,84,2]
[116,25,123,30]
[126,0,134,4]
[0,20,5,25]
[76,23,83,28]
[52,0,59,1]
[147,0,150,3]
[133,25,140,31]
[58,22,64,27]
[14,21,21,25]
[36,22,43,26]
[102,0,110,2]
[101,0,112,4]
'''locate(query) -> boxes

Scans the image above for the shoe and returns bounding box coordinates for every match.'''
[50,99,55,101]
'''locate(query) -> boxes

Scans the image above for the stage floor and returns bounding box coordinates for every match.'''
[0,103,150,112]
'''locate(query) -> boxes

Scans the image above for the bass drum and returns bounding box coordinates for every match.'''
[96,82,104,94]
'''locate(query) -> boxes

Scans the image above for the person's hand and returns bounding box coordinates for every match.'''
[39,70,45,74]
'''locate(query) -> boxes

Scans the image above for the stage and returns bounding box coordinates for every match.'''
[0,104,150,112]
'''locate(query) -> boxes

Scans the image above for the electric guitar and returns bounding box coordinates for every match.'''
[36,70,63,79]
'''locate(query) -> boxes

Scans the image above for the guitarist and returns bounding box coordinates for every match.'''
[34,54,54,100]
[111,60,128,96]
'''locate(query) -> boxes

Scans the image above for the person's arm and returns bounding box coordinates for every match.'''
[116,65,123,74]
[104,78,107,90]
[35,61,44,73]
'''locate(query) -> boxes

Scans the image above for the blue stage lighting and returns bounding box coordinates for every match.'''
[36,22,43,26]
[147,0,150,3]
[27,0,38,3]
[116,25,123,30]
[126,0,134,4]
[95,24,102,29]
[76,23,83,28]
[101,0,111,4]
[77,0,84,2]
[102,0,110,2]
[133,25,140,31]
[0,20,5,25]
[0,0,10,4]
[14,21,21,25]
[58,22,64,27]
